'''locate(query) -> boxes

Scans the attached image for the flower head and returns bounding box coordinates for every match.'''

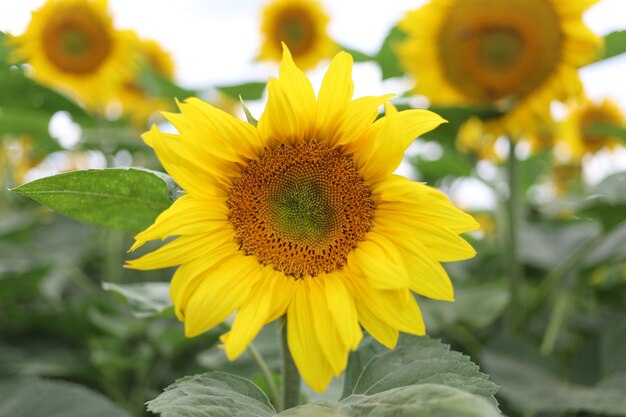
[10,0,138,111]
[561,98,625,159]
[127,46,478,392]
[258,0,337,70]
[397,0,601,136]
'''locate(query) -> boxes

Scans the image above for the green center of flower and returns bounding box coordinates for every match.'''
[439,0,562,102]
[478,29,523,72]
[275,7,315,56]
[269,176,332,244]
[60,28,91,55]
[42,9,112,74]
[228,142,375,278]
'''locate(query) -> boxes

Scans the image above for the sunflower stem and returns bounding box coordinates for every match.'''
[248,342,279,409]
[280,318,300,411]
[504,137,522,332]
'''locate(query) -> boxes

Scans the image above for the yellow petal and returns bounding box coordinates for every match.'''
[352,279,426,337]
[321,272,362,350]
[351,103,404,184]
[184,255,264,337]
[397,109,447,149]
[287,279,334,392]
[142,126,231,199]
[222,270,293,360]
[257,45,316,147]
[349,231,410,289]
[316,52,354,140]
[308,277,350,376]
[125,226,234,270]
[130,193,230,251]
[373,222,454,301]
[338,95,394,148]
[169,242,240,320]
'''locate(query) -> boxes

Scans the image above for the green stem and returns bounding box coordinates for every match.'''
[248,342,279,409]
[540,288,569,355]
[504,138,522,331]
[280,318,300,411]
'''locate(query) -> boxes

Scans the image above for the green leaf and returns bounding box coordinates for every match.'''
[482,340,626,415]
[579,172,626,229]
[240,96,258,127]
[138,64,196,100]
[341,335,499,406]
[279,385,501,417]
[102,281,173,318]
[0,377,131,417]
[375,26,407,80]
[597,30,626,62]
[147,371,275,417]
[519,220,602,269]
[217,82,267,101]
[11,168,176,232]
[338,44,375,63]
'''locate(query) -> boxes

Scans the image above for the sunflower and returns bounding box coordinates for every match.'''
[258,0,337,70]
[397,0,601,137]
[10,0,138,111]
[562,98,625,159]
[117,37,176,126]
[126,46,478,392]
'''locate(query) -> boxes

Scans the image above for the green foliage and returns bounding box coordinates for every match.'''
[482,337,626,415]
[217,82,267,101]
[342,335,499,406]
[375,26,406,80]
[281,385,501,417]
[147,372,276,417]
[597,30,626,62]
[0,377,131,417]
[102,281,173,318]
[11,168,176,231]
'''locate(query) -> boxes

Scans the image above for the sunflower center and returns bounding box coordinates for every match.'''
[580,109,619,146]
[275,7,316,56]
[439,0,562,102]
[42,8,112,74]
[228,142,375,278]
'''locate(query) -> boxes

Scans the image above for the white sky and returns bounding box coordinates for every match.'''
[2,0,626,104]
[2,0,626,200]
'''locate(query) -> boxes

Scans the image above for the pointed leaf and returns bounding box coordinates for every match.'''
[11,168,176,231]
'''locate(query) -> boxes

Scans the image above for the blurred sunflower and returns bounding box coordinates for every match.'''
[258,0,337,70]
[10,0,138,111]
[117,37,176,126]
[562,98,625,159]
[126,46,478,392]
[397,0,601,137]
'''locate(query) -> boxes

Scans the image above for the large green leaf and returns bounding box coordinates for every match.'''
[0,377,131,417]
[279,384,501,417]
[147,372,275,417]
[341,335,499,406]
[217,82,267,101]
[102,281,173,318]
[597,30,626,62]
[11,168,176,231]
[375,26,406,80]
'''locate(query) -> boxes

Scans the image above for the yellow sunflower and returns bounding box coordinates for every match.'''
[126,46,478,392]
[258,0,337,70]
[10,0,138,111]
[562,98,625,159]
[117,37,176,126]
[397,0,601,137]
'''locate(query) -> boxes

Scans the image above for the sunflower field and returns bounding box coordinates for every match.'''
[1,1,626,416]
